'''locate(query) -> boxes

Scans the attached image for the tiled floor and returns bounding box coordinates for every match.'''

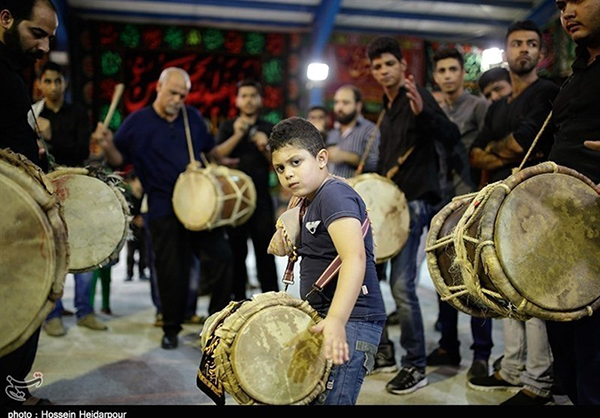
[24,245,568,406]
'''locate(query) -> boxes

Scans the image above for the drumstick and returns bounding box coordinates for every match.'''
[103,83,125,127]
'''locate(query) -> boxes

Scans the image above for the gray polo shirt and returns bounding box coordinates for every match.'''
[440,92,489,196]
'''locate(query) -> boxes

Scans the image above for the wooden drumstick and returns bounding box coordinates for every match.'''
[103,83,125,127]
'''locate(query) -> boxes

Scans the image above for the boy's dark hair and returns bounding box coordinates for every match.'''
[478,67,511,91]
[366,36,403,63]
[0,0,56,23]
[506,20,542,43]
[38,60,64,78]
[433,47,464,69]
[268,117,325,157]
[236,79,263,96]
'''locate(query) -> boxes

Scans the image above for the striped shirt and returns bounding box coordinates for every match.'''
[326,115,380,178]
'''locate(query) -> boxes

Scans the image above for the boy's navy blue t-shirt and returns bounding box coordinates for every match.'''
[114,105,215,220]
[298,178,387,321]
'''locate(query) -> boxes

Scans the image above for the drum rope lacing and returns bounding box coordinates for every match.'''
[425,181,520,317]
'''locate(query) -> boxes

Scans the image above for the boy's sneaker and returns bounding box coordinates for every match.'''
[500,390,554,406]
[468,372,522,393]
[385,367,428,395]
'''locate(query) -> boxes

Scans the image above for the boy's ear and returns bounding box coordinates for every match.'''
[317,148,328,169]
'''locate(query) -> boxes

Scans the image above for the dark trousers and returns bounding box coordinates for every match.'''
[149,215,233,336]
[546,313,600,405]
[0,327,41,406]
[438,297,493,361]
[227,196,279,300]
[126,225,147,278]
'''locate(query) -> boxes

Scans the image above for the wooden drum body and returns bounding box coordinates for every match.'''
[47,167,130,273]
[426,162,600,321]
[173,164,256,231]
[199,291,331,405]
[0,149,69,357]
[347,173,409,264]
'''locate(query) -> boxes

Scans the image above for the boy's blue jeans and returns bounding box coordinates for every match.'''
[317,320,384,405]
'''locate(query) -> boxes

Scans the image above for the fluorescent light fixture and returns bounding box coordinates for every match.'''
[307,62,329,81]
[481,48,504,71]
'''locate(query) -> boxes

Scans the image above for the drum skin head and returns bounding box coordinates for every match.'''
[348,174,409,263]
[51,173,127,271]
[496,173,600,312]
[230,305,326,405]
[173,169,219,230]
[0,171,54,351]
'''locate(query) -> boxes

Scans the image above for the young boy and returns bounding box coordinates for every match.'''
[268,117,387,405]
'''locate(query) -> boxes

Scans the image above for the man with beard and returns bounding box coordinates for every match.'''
[326,85,380,178]
[470,21,559,183]
[544,0,600,405]
[467,21,560,405]
[214,79,279,300]
[0,0,58,406]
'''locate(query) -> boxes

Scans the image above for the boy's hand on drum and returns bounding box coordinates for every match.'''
[312,317,349,365]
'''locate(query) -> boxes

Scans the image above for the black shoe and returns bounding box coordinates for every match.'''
[468,373,522,392]
[493,355,503,372]
[139,274,149,281]
[426,347,461,366]
[385,367,428,395]
[500,390,554,406]
[125,276,133,282]
[161,334,178,349]
[386,310,400,326]
[371,352,399,374]
[467,359,489,380]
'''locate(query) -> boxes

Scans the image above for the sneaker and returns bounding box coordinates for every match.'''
[44,317,66,337]
[468,372,522,393]
[467,359,489,381]
[385,367,428,395]
[77,314,108,331]
[371,352,399,374]
[426,347,461,366]
[500,390,554,406]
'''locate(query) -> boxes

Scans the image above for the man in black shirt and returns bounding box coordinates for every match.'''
[34,61,91,167]
[0,0,58,406]
[214,80,279,300]
[367,36,459,395]
[545,0,600,405]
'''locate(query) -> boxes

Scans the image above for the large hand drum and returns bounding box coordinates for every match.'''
[199,291,331,405]
[347,173,409,263]
[46,167,130,273]
[426,162,600,321]
[0,149,69,357]
[173,164,256,231]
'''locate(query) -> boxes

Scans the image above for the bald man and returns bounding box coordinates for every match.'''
[94,68,234,350]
